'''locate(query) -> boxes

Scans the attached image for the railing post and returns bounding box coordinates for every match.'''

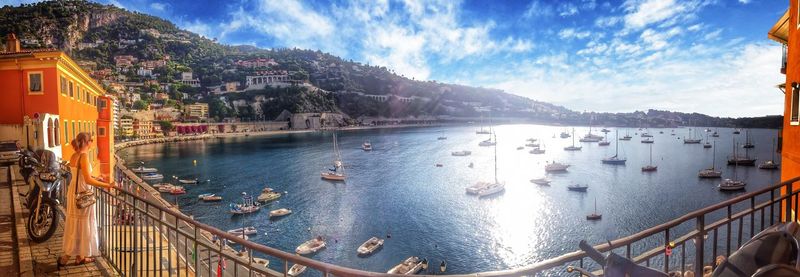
[786,182,793,222]
[694,214,705,276]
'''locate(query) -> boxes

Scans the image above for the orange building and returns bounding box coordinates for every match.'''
[0,34,115,177]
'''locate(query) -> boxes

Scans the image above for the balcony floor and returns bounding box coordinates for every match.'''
[1,167,117,276]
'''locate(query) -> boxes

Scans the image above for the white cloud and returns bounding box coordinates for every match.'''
[739,0,752,4]
[149,2,166,11]
[559,28,592,40]
[182,20,211,38]
[558,3,579,17]
[522,0,554,19]
[621,0,712,31]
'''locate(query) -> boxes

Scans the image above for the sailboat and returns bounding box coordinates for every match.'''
[727,137,756,166]
[478,128,496,146]
[466,134,505,197]
[620,129,632,141]
[586,198,602,220]
[437,130,447,140]
[703,134,712,148]
[699,141,722,178]
[321,132,346,181]
[580,117,604,142]
[683,128,702,144]
[733,129,741,135]
[475,116,491,134]
[560,129,571,138]
[530,144,545,154]
[742,129,754,148]
[641,143,657,172]
[758,138,780,170]
[719,138,746,191]
[564,128,582,151]
[601,130,626,165]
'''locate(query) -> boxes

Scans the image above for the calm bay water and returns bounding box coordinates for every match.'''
[118,125,781,274]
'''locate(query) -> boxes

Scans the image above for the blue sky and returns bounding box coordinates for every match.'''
[5,0,790,117]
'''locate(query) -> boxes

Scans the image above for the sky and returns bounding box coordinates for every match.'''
[5,0,791,117]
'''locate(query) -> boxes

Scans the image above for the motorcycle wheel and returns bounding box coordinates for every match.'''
[27,197,58,243]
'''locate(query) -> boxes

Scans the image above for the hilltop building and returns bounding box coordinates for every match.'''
[0,33,115,176]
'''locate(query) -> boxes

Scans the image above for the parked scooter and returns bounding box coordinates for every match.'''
[21,149,71,242]
[566,240,668,277]
[713,222,800,276]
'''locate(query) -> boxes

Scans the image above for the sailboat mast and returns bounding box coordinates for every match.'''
[712,141,716,169]
[649,143,653,166]
[772,138,776,161]
[615,129,619,157]
[733,138,738,178]
[494,132,498,184]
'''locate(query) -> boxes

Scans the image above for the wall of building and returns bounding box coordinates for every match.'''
[784,0,800,186]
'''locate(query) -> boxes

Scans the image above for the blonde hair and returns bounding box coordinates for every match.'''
[70,132,92,152]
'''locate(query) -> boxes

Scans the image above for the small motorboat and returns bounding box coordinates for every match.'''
[530,177,551,185]
[288,264,307,277]
[142,173,164,180]
[269,208,292,218]
[437,136,447,140]
[169,187,186,195]
[601,128,610,133]
[451,150,472,156]
[158,185,175,193]
[477,182,505,197]
[227,234,250,244]
[568,184,589,192]
[641,138,654,144]
[257,187,282,203]
[704,142,712,148]
[516,146,524,150]
[178,178,198,184]
[131,166,157,173]
[759,160,779,170]
[435,163,443,167]
[719,179,746,191]
[530,148,545,154]
[525,143,540,147]
[296,236,326,255]
[564,145,582,151]
[202,195,222,202]
[478,139,496,146]
[357,236,385,256]
[153,183,171,188]
[641,133,653,138]
[387,257,427,275]
[598,141,610,146]
[253,257,269,268]
[698,168,723,178]
[733,129,741,134]
[227,226,257,236]
[440,260,447,273]
[586,198,602,220]
[321,171,346,181]
[362,141,373,151]
[712,132,719,137]
[198,193,214,199]
[641,165,658,172]
[466,182,491,194]
[526,138,538,142]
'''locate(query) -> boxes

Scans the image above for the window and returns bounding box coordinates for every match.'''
[71,121,75,139]
[85,91,89,103]
[99,99,107,109]
[47,119,53,148]
[792,83,799,125]
[64,121,68,145]
[77,86,81,101]
[54,119,60,146]
[60,77,67,95]
[28,72,42,94]
[68,82,73,98]
[99,127,106,137]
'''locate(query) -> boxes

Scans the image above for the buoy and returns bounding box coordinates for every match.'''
[193,160,197,166]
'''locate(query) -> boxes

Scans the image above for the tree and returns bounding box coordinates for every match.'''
[157,120,174,135]
[133,100,148,110]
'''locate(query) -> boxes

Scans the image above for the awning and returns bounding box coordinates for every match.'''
[769,9,790,44]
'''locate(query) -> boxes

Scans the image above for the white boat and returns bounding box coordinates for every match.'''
[152,183,170,188]
[699,141,722,178]
[641,133,653,138]
[641,138,654,144]
[198,193,214,199]
[564,128,582,151]
[545,162,570,172]
[601,130,626,165]
[478,182,505,197]
[478,139,496,147]
[158,185,176,193]
[141,173,164,180]
[178,178,198,184]
[227,234,249,244]
[269,208,292,218]
[202,195,222,202]
[642,142,657,172]
[230,193,260,214]
[530,147,545,154]
[719,179,746,191]
[321,133,346,181]
[362,141,373,151]
[356,237,385,256]
[530,177,551,185]
[470,134,505,197]
[288,264,307,277]
[466,181,491,194]
[131,166,157,173]
[387,257,427,275]
[296,236,326,255]
[227,226,257,236]
[475,116,492,134]
[252,258,270,269]
[257,187,281,203]
[451,150,472,156]
[759,139,780,170]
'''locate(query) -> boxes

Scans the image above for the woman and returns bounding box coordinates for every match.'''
[58,132,116,266]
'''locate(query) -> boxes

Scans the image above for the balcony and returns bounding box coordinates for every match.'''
[5,162,800,276]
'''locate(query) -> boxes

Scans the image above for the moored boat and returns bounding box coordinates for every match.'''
[257,187,282,203]
[169,187,186,195]
[530,177,551,185]
[718,179,746,191]
[131,166,158,173]
[178,178,198,184]
[202,195,222,201]
[142,173,164,180]
[362,141,373,151]
[356,236,385,256]
[288,264,307,277]
[477,182,505,197]
[568,184,588,192]
[269,208,292,218]
[387,257,427,275]
[227,226,257,236]
[586,198,602,220]
[530,148,545,154]
[296,236,326,255]
[198,193,214,199]
[451,150,472,156]
[545,161,570,172]
[641,138,654,144]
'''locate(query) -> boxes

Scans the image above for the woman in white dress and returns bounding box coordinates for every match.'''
[58,132,116,267]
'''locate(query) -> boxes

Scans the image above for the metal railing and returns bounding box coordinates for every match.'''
[99,162,800,276]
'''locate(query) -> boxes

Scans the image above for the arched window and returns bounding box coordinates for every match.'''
[47,118,53,148]
[54,119,60,146]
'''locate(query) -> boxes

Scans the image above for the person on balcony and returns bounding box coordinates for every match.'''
[58,132,117,267]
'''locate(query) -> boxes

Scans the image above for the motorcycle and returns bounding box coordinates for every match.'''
[568,222,800,277]
[22,149,70,243]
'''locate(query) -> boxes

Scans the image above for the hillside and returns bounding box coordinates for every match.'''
[0,0,782,128]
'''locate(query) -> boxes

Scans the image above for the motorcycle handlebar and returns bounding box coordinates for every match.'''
[579,240,607,265]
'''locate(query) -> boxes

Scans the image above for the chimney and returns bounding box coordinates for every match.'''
[5,33,21,53]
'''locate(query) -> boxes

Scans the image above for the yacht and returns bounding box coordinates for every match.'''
[387,257,427,275]
[683,128,702,144]
[229,193,260,215]
[451,150,472,156]
[472,138,505,197]
[257,187,282,203]
[545,162,570,172]
[598,140,610,146]
[601,130,626,165]
[586,198,602,220]
[357,237,385,256]
[296,236,326,255]
[641,138,654,144]
[727,140,756,166]
[742,130,755,148]
[142,173,164,180]
[530,177,551,185]
[178,178,198,184]
[564,128,582,151]
[568,184,589,192]
[759,139,780,170]
[227,226,257,236]
[719,179,746,191]
[620,129,633,141]
[530,147,545,154]
[362,141,373,151]
[202,195,222,202]
[700,142,723,178]
[269,208,292,218]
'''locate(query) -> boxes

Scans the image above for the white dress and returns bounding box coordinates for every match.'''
[62,156,100,257]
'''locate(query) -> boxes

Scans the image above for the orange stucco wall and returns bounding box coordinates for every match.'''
[0,67,59,124]
[784,0,800,184]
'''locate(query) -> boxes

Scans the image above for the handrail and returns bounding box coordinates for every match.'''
[110,158,800,276]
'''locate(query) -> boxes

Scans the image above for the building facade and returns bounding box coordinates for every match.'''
[184,103,209,119]
[0,33,114,176]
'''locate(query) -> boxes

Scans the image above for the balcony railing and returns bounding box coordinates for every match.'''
[102,161,800,276]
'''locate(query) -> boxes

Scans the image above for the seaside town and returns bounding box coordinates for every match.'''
[0,1,799,277]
